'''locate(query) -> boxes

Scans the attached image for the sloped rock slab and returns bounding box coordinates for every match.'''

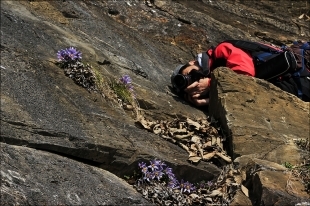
[0,143,152,206]
[209,67,309,164]
[1,1,309,205]
[0,115,221,184]
[0,0,221,188]
[234,156,309,205]
[251,170,309,206]
[209,67,309,204]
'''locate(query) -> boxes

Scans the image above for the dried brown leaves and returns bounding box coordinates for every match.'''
[135,116,241,205]
[137,117,232,164]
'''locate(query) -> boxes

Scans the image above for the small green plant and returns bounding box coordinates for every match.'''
[284,161,294,169]
[56,47,140,116]
[93,68,106,95]
[110,82,133,104]
[110,75,135,104]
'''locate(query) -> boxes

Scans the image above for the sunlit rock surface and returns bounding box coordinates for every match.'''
[1,1,309,205]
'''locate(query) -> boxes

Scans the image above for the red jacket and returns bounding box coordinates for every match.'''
[207,42,256,76]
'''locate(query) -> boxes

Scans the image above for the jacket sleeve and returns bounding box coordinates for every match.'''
[212,42,256,76]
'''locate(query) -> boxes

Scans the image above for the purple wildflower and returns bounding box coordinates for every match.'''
[182,181,196,193]
[156,160,166,170]
[135,159,188,191]
[119,75,135,95]
[57,49,67,61]
[66,47,82,61]
[127,84,134,92]
[198,180,213,190]
[57,47,82,62]
[167,178,179,189]
[179,179,185,190]
[179,179,195,193]
[148,159,161,171]
[138,162,146,169]
[138,162,148,174]
[120,75,132,85]
[152,170,164,181]
[143,171,154,182]
[199,182,206,189]
[164,167,174,178]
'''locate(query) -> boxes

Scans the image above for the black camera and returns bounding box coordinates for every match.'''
[173,69,206,90]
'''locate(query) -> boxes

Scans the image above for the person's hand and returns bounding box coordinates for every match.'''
[184,78,211,106]
[184,94,210,106]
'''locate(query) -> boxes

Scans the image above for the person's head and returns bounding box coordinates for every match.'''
[180,60,201,75]
[172,60,205,92]
[171,51,211,93]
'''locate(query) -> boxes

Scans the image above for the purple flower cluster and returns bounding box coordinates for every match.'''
[138,159,196,193]
[57,47,82,62]
[195,180,215,193]
[119,75,134,92]
[199,180,213,189]
[179,179,196,194]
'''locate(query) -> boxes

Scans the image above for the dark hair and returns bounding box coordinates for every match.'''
[178,63,191,74]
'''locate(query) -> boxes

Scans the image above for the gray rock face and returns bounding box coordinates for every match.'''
[1,0,309,205]
[1,143,151,206]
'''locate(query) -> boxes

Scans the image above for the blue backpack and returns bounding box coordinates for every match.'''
[224,40,310,100]
[285,41,310,76]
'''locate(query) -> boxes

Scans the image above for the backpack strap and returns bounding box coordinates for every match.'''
[201,52,210,76]
[299,42,310,74]
[291,41,310,98]
[196,51,211,76]
[290,41,310,77]
[224,40,261,51]
[224,40,279,53]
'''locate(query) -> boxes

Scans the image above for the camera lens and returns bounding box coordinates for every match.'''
[174,74,190,90]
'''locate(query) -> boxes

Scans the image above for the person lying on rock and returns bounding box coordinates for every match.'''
[171,40,310,106]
